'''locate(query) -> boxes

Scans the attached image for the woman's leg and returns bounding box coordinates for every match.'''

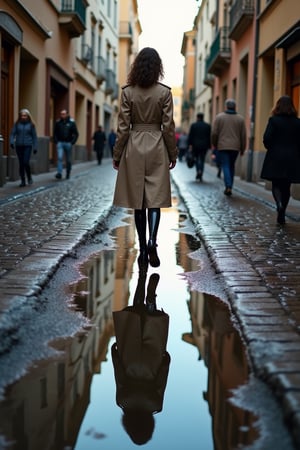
[281,180,291,211]
[16,146,26,186]
[272,180,288,224]
[134,209,148,267]
[147,208,161,267]
[23,146,32,184]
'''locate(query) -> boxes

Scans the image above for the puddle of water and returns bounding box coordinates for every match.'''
[0,205,268,450]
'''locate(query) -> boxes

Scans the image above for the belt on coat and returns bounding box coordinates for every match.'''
[131,123,162,131]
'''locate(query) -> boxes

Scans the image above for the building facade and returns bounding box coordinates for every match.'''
[0,0,141,186]
[194,0,215,125]
[184,0,300,199]
[181,29,196,133]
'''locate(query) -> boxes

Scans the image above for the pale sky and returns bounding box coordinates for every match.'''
[137,0,199,87]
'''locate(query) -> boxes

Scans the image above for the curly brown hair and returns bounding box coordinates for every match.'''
[272,95,297,116]
[127,47,164,88]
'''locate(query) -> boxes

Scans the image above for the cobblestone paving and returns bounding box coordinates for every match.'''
[1,158,300,447]
[172,161,300,448]
[0,162,116,350]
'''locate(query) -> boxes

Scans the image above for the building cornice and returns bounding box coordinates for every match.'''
[4,0,51,39]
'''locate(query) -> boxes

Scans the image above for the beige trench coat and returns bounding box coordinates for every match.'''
[112,306,170,413]
[113,83,178,209]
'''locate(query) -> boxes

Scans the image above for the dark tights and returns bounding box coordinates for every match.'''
[271,179,291,211]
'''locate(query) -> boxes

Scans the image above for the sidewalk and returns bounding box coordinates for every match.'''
[0,159,116,354]
[172,160,300,448]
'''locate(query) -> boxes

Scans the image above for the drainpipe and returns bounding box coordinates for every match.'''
[247,0,260,182]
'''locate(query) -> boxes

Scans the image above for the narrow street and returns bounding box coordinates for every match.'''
[0,159,300,449]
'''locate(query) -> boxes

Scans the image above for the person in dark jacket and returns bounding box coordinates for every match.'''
[92,125,107,165]
[260,95,300,225]
[10,109,38,187]
[188,112,211,181]
[53,109,79,180]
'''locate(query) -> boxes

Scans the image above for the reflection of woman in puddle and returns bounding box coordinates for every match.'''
[111,272,170,444]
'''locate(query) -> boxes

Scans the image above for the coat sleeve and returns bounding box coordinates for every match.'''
[211,117,219,148]
[161,89,178,162]
[187,124,193,147]
[113,89,131,162]
[263,118,273,150]
[71,121,79,145]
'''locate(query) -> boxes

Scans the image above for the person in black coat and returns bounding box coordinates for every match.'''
[92,125,107,165]
[188,112,211,181]
[260,95,300,224]
[53,109,79,180]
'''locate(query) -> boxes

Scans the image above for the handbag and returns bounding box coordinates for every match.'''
[186,151,195,168]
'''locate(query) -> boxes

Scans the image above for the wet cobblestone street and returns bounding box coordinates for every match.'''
[0,158,300,447]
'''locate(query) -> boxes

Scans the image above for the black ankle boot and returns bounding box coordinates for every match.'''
[147,240,160,267]
[146,273,160,313]
[277,208,286,225]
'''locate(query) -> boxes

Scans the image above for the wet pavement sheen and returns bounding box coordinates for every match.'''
[0,158,300,447]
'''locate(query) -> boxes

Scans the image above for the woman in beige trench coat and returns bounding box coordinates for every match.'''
[112,47,178,268]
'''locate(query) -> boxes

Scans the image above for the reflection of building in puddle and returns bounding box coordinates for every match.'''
[175,213,201,271]
[177,227,259,448]
[0,224,136,450]
[183,291,259,449]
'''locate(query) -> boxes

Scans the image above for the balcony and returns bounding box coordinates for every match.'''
[59,0,88,38]
[203,72,214,87]
[205,27,231,76]
[229,0,254,41]
[119,21,133,42]
[105,69,115,95]
[96,56,106,83]
[81,44,93,66]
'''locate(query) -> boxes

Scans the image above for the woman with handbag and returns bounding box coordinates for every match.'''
[112,47,178,268]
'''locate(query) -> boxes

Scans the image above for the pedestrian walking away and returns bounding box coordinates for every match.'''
[9,108,38,187]
[188,112,211,182]
[177,130,188,162]
[92,125,107,165]
[53,109,79,180]
[112,47,178,269]
[260,95,300,225]
[108,129,117,157]
[211,99,247,196]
